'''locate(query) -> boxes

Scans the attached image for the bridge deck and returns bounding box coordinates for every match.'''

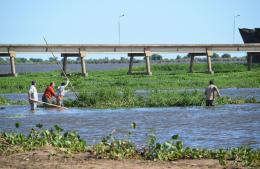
[0,43,260,53]
[0,43,259,77]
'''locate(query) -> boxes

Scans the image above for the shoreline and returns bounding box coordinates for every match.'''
[0,149,225,169]
[0,125,259,168]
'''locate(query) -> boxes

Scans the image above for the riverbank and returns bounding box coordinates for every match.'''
[0,150,225,169]
[0,123,259,168]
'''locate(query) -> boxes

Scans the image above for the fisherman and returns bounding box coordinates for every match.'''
[42,82,56,105]
[28,80,38,111]
[56,80,69,106]
[204,80,221,106]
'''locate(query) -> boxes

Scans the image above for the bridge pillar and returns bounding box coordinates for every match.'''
[189,54,195,73]
[61,54,68,75]
[127,55,134,74]
[9,51,17,77]
[80,51,88,77]
[145,51,152,76]
[206,51,214,74]
[127,52,152,75]
[188,53,208,73]
[61,52,88,77]
[247,53,253,71]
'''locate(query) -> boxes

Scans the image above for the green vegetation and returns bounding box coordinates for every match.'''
[0,96,27,105]
[0,63,259,94]
[0,56,139,64]
[0,53,245,64]
[142,133,260,167]
[1,122,259,168]
[63,89,258,108]
[0,63,259,107]
[0,123,87,155]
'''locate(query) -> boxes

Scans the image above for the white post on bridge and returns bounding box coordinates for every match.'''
[79,51,88,77]
[9,51,17,77]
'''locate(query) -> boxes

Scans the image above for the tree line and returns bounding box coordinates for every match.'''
[0,53,246,64]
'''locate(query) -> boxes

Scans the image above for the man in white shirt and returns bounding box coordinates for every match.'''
[28,80,38,111]
[56,80,69,106]
[204,80,221,106]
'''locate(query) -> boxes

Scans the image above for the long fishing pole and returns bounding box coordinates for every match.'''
[43,37,79,100]
[30,99,68,109]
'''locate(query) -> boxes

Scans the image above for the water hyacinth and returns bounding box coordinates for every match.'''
[63,89,258,108]
[0,123,87,155]
[0,123,259,167]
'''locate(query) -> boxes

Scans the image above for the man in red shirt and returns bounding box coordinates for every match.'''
[42,82,56,105]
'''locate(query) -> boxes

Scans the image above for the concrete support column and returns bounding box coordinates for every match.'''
[206,51,213,74]
[9,51,17,77]
[145,51,152,75]
[128,54,134,74]
[79,51,88,77]
[247,53,252,71]
[189,54,195,73]
[62,54,68,74]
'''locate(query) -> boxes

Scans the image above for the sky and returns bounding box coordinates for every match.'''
[1,0,260,59]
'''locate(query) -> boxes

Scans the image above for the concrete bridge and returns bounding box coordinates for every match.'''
[0,43,260,76]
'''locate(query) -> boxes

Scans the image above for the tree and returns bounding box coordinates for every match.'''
[16,57,27,63]
[151,54,162,61]
[48,57,58,62]
[212,53,220,58]
[221,53,231,58]
[182,55,189,59]
[120,57,128,63]
[176,55,182,60]
[29,58,43,63]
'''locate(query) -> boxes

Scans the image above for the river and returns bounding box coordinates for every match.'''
[0,103,259,149]
[0,63,142,73]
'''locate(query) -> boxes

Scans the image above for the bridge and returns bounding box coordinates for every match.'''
[1,43,260,76]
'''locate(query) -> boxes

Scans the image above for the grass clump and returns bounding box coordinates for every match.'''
[0,96,27,105]
[65,88,142,108]
[0,123,87,155]
[147,90,205,107]
[90,122,138,160]
[142,132,260,168]
[91,136,137,160]
[0,97,8,105]
[64,89,258,108]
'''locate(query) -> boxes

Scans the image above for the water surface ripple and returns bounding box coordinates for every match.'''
[0,104,259,149]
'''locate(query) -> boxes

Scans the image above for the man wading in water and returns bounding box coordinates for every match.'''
[204,80,221,106]
[28,80,38,111]
[42,82,56,106]
[56,80,69,106]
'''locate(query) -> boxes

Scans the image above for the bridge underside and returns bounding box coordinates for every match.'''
[0,44,260,76]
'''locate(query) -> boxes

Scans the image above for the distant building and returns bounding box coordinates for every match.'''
[239,28,260,63]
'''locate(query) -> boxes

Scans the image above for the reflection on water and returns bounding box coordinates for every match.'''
[0,104,259,149]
